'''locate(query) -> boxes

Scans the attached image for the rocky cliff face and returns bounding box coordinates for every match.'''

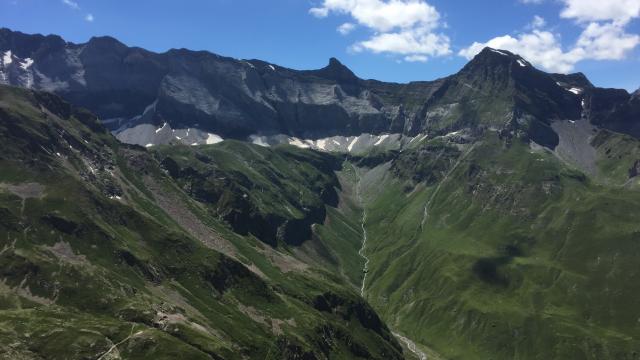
[584,87,640,138]
[0,28,420,142]
[1,28,638,148]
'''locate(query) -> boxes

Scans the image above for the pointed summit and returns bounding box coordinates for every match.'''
[314,57,359,83]
[461,47,531,73]
[479,47,518,58]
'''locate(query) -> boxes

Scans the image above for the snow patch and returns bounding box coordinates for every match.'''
[3,50,13,66]
[517,59,527,67]
[20,58,34,70]
[374,134,389,146]
[568,87,583,95]
[288,137,310,149]
[347,137,359,152]
[155,122,168,134]
[316,139,327,150]
[206,133,223,145]
[250,136,269,147]
[267,65,275,71]
[145,143,153,148]
[489,48,508,56]
[191,142,198,146]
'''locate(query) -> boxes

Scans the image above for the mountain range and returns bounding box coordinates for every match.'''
[2,28,638,149]
[1,27,640,359]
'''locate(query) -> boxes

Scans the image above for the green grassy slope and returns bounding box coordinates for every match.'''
[4,82,640,360]
[359,133,640,359]
[0,85,405,359]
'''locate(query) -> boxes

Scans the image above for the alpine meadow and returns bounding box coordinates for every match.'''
[1,0,640,358]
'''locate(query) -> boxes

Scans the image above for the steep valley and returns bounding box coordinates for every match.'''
[1,26,640,360]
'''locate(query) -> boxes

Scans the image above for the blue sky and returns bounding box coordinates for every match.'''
[1,0,639,90]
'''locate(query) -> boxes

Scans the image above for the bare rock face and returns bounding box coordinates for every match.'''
[1,28,639,148]
[583,87,640,138]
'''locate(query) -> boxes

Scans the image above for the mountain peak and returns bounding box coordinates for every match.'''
[461,47,532,74]
[314,57,359,83]
[328,57,344,67]
[481,47,517,57]
[476,47,521,62]
[86,35,127,50]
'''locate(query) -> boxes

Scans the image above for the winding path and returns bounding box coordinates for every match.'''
[96,326,144,360]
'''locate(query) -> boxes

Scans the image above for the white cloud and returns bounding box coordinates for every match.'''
[310,0,451,61]
[337,22,356,35]
[310,0,441,33]
[560,0,640,24]
[459,30,583,73]
[62,0,79,10]
[309,7,329,18]
[575,22,639,59]
[404,54,429,62]
[85,13,94,22]
[353,28,451,57]
[529,15,546,29]
[460,1,640,73]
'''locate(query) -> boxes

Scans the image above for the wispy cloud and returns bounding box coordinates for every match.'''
[337,23,356,35]
[528,15,546,29]
[61,0,79,10]
[61,0,95,23]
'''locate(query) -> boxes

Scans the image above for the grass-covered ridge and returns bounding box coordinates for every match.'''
[358,132,640,359]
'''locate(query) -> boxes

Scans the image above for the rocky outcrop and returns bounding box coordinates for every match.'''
[583,87,640,138]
